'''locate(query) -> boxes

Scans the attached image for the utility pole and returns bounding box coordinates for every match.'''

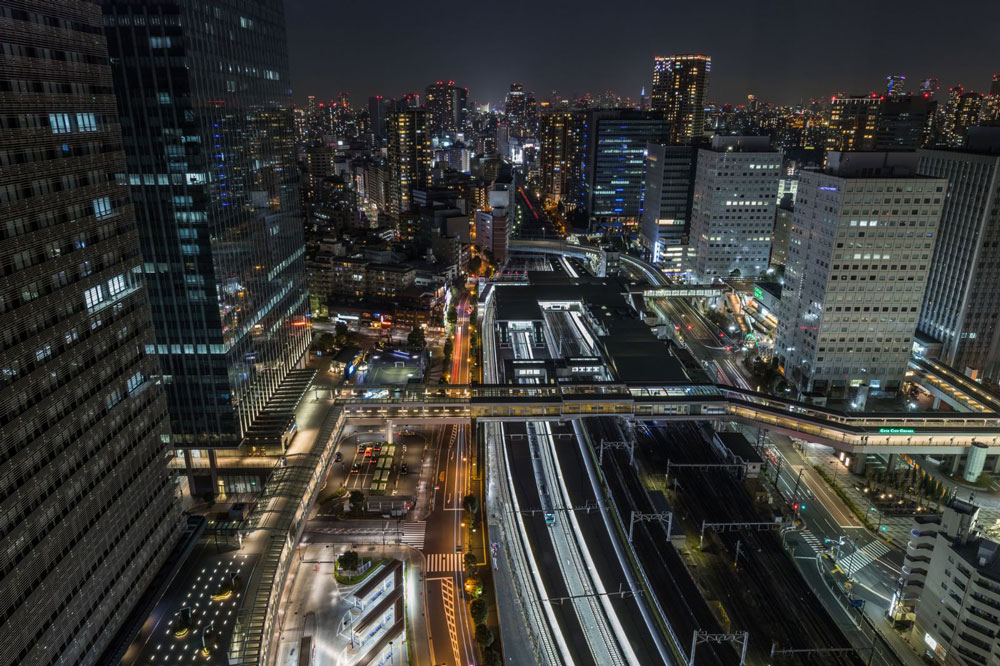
[791,467,804,501]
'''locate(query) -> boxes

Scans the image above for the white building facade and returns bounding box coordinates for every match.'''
[777,152,945,398]
[690,136,781,280]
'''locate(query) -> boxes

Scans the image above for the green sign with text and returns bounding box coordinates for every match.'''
[878,427,915,434]
[754,286,764,301]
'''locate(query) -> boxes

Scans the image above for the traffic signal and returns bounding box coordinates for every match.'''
[792,503,799,511]
[800,504,806,511]
[880,525,887,531]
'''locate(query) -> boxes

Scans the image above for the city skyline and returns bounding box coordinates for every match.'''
[285,0,1000,107]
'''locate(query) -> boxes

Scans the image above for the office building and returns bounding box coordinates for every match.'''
[640,144,697,271]
[777,152,945,398]
[505,82,526,126]
[904,499,1000,666]
[827,95,881,151]
[916,132,1000,383]
[368,95,389,138]
[689,136,781,280]
[584,109,669,227]
[876,95,936,150]
[103,0,311,455]
[651,54,711,143]
[0,2,181,664]
[424,80,468,135]
[539,110,586,207]
[387,106,431,216]
[829,93,935,153]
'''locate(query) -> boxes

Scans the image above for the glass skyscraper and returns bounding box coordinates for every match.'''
[0,2,180,664]
[102,0,310,453]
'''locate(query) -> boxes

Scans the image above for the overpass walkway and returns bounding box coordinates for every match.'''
[324,382,1000,455]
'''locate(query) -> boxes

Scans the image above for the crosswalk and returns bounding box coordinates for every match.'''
[837,540,890,576]
[424,553,463,573]
[800,529,823,553]
[400,521,426,549]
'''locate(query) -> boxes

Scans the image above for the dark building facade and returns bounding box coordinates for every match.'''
[584,109,669,228]
[0,2,180,664]
[102,0,310,449]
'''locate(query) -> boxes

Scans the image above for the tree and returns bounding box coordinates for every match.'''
[484,649,503,666]
[349,490,365,514]
[729,268,742,278]
[407,327,426,348]
[334,321,349,346]
[469,598,488,625]
[338,550,361,572]
[447,307,458,325]
[443,339,454,359]
[469,256,484,275]
[462,493,480,515]
[464,552,479,572]
[475,624,495,648]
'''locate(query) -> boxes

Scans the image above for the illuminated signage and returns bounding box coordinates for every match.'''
[879,428,915,434]
[753,286,764,301]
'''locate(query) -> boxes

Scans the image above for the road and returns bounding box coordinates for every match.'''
[420,290,478,666]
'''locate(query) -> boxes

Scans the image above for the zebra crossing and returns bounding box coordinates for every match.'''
[424,553,463,573]
[400,521,426,549]
[800,529,823,553]
[837,540,890,576]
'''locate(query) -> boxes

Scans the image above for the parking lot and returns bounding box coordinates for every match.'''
[320,426,430,511]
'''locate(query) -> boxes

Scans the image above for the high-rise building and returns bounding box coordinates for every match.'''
[387,106,432,216]
[983,74,1000,123]
[583,109,669,227]
[827,95,881,151]
[368,95,389,138]
[689,136,781,280]
[650,54,711,143]
[539,110,586,207]
[829,94,935,151]
[505,82,526,125]
[875,95,936,150]
[777,152,945,398]
[103,0,310,457]
[424,80,467,135]
[916,131,1000,383]
[640,144,697,271]
[943,86,985,147]
[886,74,907,97]
[0,2,180,664]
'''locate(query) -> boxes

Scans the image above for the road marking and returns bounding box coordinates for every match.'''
[799,528,824,553]
[440,578,461,666]
[425,553,463,573]
[400,521,426,549]
[837,540,890,576]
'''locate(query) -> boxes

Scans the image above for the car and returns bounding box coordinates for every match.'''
[400,463,408,475]
[334,451,342,463]
[350,463,360,474]
[455,544,463,553]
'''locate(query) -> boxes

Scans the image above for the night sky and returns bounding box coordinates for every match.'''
[285,0,1000,108]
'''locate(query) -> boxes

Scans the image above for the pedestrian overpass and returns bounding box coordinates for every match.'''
[508,238,727,296]
[321,382,1000,455]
